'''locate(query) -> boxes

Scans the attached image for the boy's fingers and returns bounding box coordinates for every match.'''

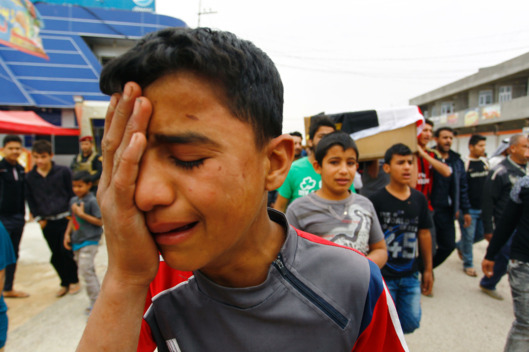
[111,97,152,194]
[101,82,141,171]
[111,132,147,207]
[99,93,119,189]
[117,96,151,161]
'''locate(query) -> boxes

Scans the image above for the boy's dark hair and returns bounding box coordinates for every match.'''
[384,143,413,164]
[434,126,454,138]
[315,131,358,165]
[424,119,434,128]
[3,135,22,147]
[100,27,283,148]
[469,134,486,146]
[289,131,302,139]
[32,140,52,155]
[73,170,93,183]
[308,115,336,140]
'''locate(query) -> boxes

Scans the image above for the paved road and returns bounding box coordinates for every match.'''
[5,221,514,351]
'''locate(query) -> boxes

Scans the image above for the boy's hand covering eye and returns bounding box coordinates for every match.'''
[97,81,159,286]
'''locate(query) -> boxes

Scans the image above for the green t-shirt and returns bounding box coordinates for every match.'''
[278,157,355,204]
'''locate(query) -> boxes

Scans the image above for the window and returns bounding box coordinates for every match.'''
[479,90,493,106]
[499,86,512,103]
[440,102,454,115]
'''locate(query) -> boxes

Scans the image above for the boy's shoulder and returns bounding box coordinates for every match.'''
[350,192,373,206]
[70,195,80,204]
[370,187,425,204]
[368,187,389,202]
[142,220,407,351]
[82,192,97,202]
[409,186,424,197]
[51,162,70,172]
[288,157,313,173]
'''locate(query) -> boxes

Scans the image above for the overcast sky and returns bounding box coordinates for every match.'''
[155,0,529,135]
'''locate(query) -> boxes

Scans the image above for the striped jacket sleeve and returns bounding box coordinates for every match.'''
[352,259,409,352]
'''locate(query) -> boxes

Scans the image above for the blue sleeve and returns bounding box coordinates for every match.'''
[0,222,16,270]
[354,259,408,351]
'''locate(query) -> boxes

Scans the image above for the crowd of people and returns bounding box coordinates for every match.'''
[0,26,528,351]
[275,117,529,349]
[0,135,103,350]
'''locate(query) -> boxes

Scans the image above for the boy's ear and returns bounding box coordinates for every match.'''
[382,162,391,174]
[264,134,294,191]
[312,159,322,175]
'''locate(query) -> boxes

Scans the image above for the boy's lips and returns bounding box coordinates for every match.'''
[149,221,199,246]
[335,178,350,186]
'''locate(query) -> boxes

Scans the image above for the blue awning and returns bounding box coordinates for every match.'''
[0,3,186,108]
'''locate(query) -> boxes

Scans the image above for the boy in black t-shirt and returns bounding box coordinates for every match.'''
[456,134,489,277]
[370,143,433,334]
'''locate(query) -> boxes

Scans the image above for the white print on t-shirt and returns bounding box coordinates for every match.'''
[416,172,429,185]
[379,210,419,260]
[297,176,320,197]
[385,231,417,259]
[322,205,373,254]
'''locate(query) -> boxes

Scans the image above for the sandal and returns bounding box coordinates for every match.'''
[56,286,69,297]
[464,267,477,277]
[3,290,30,298]
[69,283,81,295]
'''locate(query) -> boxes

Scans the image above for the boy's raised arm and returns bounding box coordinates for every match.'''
[417,146,451,178]
[77,82,160,351]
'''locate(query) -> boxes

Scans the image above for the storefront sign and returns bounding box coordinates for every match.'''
[482,104,501,120]
[464,109,479,126]
[0,0,47,59]
[30,0,155,12]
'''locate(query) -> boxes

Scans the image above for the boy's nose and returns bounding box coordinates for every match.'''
[135,151,176,212]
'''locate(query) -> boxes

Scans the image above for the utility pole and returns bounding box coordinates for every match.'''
[197,0,217,27]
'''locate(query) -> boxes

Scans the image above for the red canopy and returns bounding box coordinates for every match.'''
[0,111,80,136]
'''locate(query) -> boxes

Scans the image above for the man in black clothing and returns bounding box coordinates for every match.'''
[26,140,79,297]
[430,127,471,269]
[70,135,102,192]
[482,175,529,350]
[456,134,489,277]
[480,134,529,300]
[0,135,29,298]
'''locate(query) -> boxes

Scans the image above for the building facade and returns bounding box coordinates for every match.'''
[409,52,529,156]
[1,1,185,165]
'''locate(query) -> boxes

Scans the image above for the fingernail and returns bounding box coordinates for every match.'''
[133,98,142,115]
[124,83,132,99]
[109,95,117,109]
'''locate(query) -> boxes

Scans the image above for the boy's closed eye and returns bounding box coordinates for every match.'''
[170,157,206,170]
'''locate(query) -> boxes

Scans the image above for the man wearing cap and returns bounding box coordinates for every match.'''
[70,136,102,192]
